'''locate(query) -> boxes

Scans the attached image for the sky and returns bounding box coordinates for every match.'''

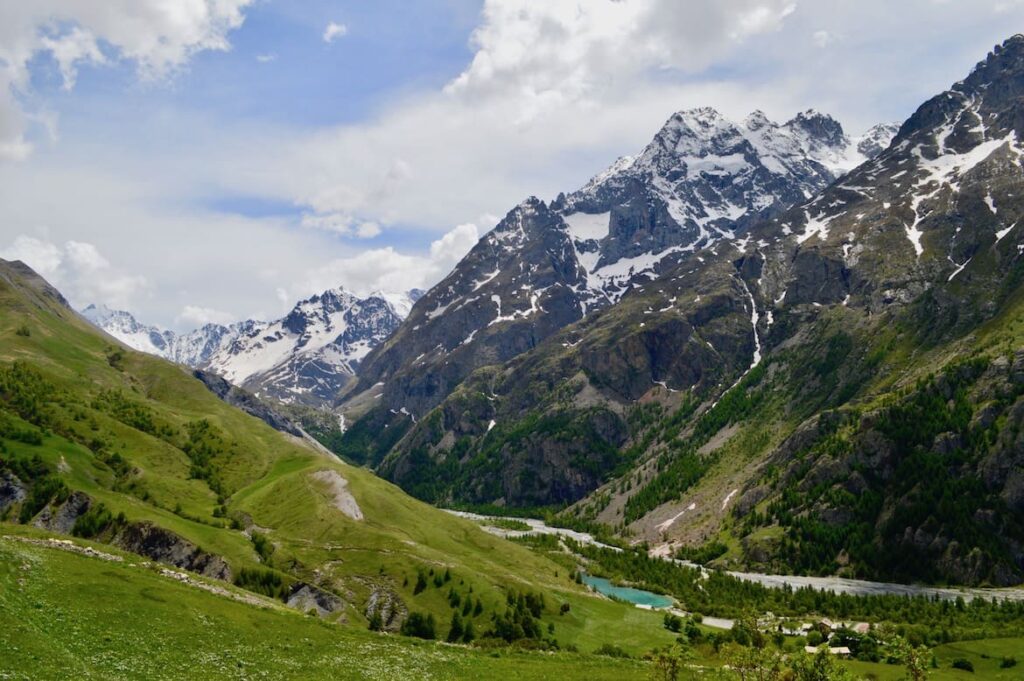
[0,1,1022,330]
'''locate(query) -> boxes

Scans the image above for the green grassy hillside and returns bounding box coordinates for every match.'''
[0,528,651,680]
[0,258,675,657]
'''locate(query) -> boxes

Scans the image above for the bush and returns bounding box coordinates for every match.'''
[951,658,974,672]
[14,324,30,337]
[234,568,290,600]
[594,643,631,658]
[1000,657,1017,669]
[447,612,464,643]
[71,502,122,538]
[18,475,68,524]
[401,612,437,640]
[250,531,274,563]
[413,570,428,594]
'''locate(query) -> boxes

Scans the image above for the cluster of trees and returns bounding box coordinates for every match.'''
[91,390,168,439]
[234,568,291,600]
[71,502,126,538]
[0,362,57,430]
[400,612,437,639]
[674,541,727,565]
[401,567,484,643]
[574,541,1024,643]
[181,420,228,497]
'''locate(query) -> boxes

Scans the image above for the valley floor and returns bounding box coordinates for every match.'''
[458,511,1024,604]
[4,524,1022,680]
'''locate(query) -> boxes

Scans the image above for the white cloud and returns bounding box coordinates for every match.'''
[323,21,348,43]
[0,0,253,160]
[177,304,235,327]
[446,0,796,110]
[355,221,382,239]
[0,235,62,277]
[299,222,481,298]
[40,27,107,90]
[300,212,382,238]
[812,30,833,48]
[255,53,277,63]
[430,223,480,263]
[0,235,147,309]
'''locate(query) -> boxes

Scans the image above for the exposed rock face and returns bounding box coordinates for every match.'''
[192,369,304,438]
[286,582,346,618]
[113,522,232,581]
[365,586,407,632]
[376,252,759,507]
[0,471,26,514]
[32,491,92,534]
[310,470,363,520]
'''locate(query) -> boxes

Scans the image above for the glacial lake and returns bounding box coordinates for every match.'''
[581,575,673,608]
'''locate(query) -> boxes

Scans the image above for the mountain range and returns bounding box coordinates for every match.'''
[82,288,422,407]
[75,35,1024,588]
[343,110,897,422]
[333,35,1024,587]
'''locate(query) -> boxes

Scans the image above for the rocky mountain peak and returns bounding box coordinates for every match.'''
[744,109,771,130]
[961,33,1024,95]
[786,109,846,147]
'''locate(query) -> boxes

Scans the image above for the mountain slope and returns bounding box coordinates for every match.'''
[347,36,1024,587]
[344,109,895,425]
[83,288,422,407]
[0,257,676,646]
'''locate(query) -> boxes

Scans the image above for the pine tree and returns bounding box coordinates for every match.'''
[447,612,464,643]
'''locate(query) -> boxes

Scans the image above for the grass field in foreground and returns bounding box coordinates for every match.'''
[0,531,652,681]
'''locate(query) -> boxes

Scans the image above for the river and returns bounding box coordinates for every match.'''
[447,509,1024,604]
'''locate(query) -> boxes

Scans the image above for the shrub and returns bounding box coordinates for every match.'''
[951,658,974,672]
[594,643,631,658]
[72,502,122,538]
[14,324,30,337]
[413,570,428,594]
[18,475,68,524]
[250,531,274,563]
[1001,657,1017,669]
[234,568,290,600]
[447,612,464,643]
[401,612,436,640]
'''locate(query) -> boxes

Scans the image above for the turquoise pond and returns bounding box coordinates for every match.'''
[581,575,673,608]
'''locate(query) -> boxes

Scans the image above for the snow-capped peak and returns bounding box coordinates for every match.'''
[81,286,417,408]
